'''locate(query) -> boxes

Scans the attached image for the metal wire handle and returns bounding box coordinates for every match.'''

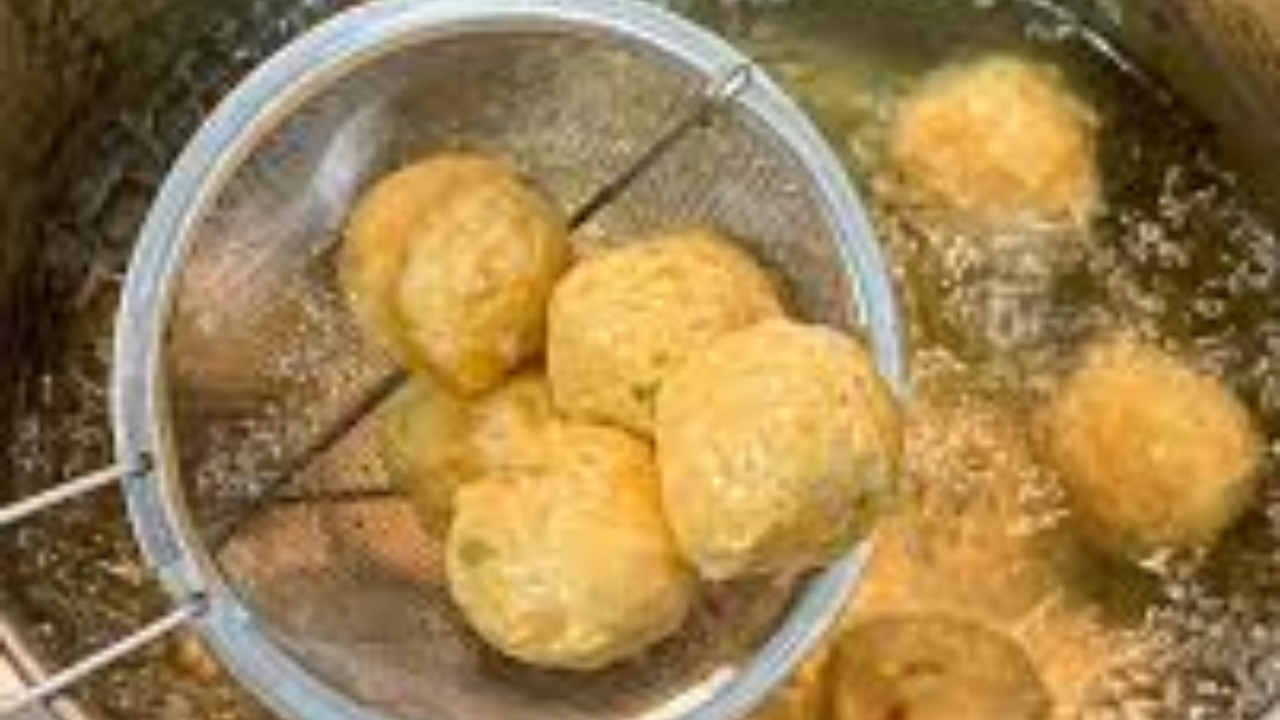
[0,460,206,718]
[0,62,755,718]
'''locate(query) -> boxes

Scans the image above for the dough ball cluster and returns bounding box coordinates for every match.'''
[342,150,902,672]
[1044,336,1263,561]
[548,228,783,435]
[889,55,1100,232]
[340,152,568,395]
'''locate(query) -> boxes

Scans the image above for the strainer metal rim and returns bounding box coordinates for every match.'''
[111,2,907,720]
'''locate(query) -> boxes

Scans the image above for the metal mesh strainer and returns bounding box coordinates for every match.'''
[0,2,904,720]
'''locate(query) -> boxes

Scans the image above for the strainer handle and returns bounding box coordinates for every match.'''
[0,463,135,529]
[0,463,204,717]
[0,602,202,718]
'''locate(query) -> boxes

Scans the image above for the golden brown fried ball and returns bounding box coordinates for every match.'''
[446,423,695,670]
[379,371,555,533]
[547,228,783,436]
[889,55,1099,231]
[1044,337,1263,561]
[340,152,568,394]
[656,319,901,580]
[831,614,1051,720]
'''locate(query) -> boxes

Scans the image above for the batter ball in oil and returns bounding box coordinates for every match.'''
[1044,336,1263,562]
[888,55,1100,232]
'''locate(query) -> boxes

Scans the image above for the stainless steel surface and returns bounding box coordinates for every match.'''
[1056,0,1280,220]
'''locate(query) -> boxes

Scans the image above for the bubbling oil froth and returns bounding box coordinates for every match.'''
[739,0,1280,716]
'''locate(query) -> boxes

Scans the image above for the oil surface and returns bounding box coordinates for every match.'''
[692,1,1280,718]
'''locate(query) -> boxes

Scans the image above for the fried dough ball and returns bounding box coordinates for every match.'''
[379,371,555,532]
[656,319,901,580]
[548,228,783,435]
[447,423,694,670]
[889,56,1099,231]
[1044,337,1263,561]
[831,614,1051,720]
[340,152,568,394]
